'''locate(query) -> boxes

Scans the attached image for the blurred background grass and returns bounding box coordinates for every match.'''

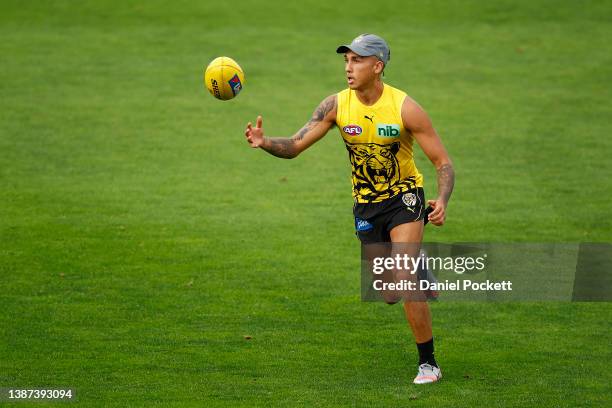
[1,0,611,406]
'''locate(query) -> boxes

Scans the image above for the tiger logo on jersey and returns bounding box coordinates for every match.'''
[345,141,402,201]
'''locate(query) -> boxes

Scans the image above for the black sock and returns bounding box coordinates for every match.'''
[416,338,437,367]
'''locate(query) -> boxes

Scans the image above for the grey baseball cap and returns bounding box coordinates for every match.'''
[336,33,391,65]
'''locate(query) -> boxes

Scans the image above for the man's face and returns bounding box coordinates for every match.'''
[344,51,383,90]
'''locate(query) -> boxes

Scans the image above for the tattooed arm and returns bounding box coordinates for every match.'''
[244,95,337,159]
[401,96,455,226]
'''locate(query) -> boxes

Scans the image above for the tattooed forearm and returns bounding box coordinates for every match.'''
[262,95,336,159]
[263,137,299,159]
[436,163,455,203]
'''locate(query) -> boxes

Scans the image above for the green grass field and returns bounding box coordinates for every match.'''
[1,0,611,406]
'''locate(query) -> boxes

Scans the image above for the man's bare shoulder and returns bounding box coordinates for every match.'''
[315,94,338,123]
[401,94,430,130]
[401,93,425,112]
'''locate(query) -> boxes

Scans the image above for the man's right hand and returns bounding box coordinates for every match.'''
[243,95,336,159]
[245,115,265,148]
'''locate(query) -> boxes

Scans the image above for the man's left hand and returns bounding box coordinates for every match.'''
[426,199,447,226]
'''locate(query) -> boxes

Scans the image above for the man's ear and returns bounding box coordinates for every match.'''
[373,60,384,75]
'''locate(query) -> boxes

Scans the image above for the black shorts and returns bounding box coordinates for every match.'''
[353,188,426,244]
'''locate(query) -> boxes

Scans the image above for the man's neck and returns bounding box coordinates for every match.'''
[355,80,384,106]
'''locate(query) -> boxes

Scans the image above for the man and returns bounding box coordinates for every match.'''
[244,34,454,385]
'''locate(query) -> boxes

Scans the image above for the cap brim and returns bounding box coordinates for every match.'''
[335,44,372,56]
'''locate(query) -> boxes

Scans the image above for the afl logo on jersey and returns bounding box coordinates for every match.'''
[343,124,363,136]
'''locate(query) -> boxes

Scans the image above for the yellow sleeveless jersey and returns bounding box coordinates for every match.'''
[336,83,424,203]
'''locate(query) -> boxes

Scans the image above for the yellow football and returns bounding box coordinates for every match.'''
[203,56,245,100]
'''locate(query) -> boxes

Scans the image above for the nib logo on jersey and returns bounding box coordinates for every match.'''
[377,123,400,137]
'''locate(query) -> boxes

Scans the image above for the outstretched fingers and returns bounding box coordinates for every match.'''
[245,116,264,148]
